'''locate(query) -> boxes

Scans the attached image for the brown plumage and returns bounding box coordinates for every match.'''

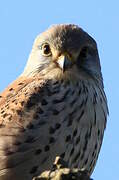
[0,24,108,180]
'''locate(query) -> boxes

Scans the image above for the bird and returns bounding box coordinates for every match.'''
[0,24,108,180]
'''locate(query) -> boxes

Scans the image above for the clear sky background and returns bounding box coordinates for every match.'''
[0,1,118,179]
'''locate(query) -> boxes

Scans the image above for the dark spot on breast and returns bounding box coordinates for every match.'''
[53,82,60,89]
[52,80,59,85]
[25,136,35,143]
[55,123,61,129]
[80,152,84,160]
[21,101,25,106]
[93,91,97,104]
[67,119,73,127]
[44,145,50,152]
[67,111,75,126]
[30,166,38,174]
[11,108,15,113]
[70,98,77,106]
[18,82,24,86]
[100,97,103,103]
[53,109,59,115]
[49,137,55,143]
[79,100,85,109]
[53,89,60,94]
[83,132,89,152]
[85,132,89,141]
[38,121,46,126]
[8,115,12,121]
[49,127,56,134]
[75,136,80,145]
[2,113,8,118]
[36,107,44,114]
[72,150,81,163]
[1,110,5,114]
[84,96,88,105]
[88,126,92,138]
[41,99,48,105]
[102,108,107,128]
[34,87,38,91]
[35,148,42,155]
[94,143,97,150]
[26,123,34,129]
[76,110,84,122]
[94,108,96,125]
[26,93,41,108]
[60,152,65,159]
[9,88,14,91]
[0,124,5,128]
[83,140,88,152]
[70,147,74,156]
[82,83,88,94]
[78,88,81,95]
[33,114,39,119]
[16,109,22,116]
[5,150,14,156]
[98,129,100,137]
[84,158,88,165]
[53,89,70,104]
[5,104,9,108]
[24,92,28,96]
[73,129,77,137]
[53,99,63,104]
[92,151,95,157]
[71,90,75,95]
[65,135,71,142]
[13,141,22,146]
[26,101,34,108]
[85,86,88,93]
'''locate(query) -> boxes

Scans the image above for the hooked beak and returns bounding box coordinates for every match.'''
[57,55,73,72]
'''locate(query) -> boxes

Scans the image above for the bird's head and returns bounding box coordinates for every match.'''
[22,24,103,85]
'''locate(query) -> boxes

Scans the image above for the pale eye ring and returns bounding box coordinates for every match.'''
[41,43,52,56]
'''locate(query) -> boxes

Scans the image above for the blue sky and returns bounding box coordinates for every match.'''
[0,1,118,179]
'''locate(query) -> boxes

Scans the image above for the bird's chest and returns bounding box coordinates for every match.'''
[38,81,105,173]
[24,80,97,133]
[31,81,89,129]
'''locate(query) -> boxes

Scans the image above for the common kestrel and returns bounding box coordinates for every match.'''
[0,24,108,180]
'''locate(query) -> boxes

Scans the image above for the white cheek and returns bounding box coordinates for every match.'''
[35,51,51,70]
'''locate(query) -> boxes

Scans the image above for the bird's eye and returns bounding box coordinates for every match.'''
[41,43,52,56]
[79,46,89,59]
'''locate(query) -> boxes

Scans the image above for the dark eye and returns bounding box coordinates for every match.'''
[41,43,52,56]
[79,46,89,58]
